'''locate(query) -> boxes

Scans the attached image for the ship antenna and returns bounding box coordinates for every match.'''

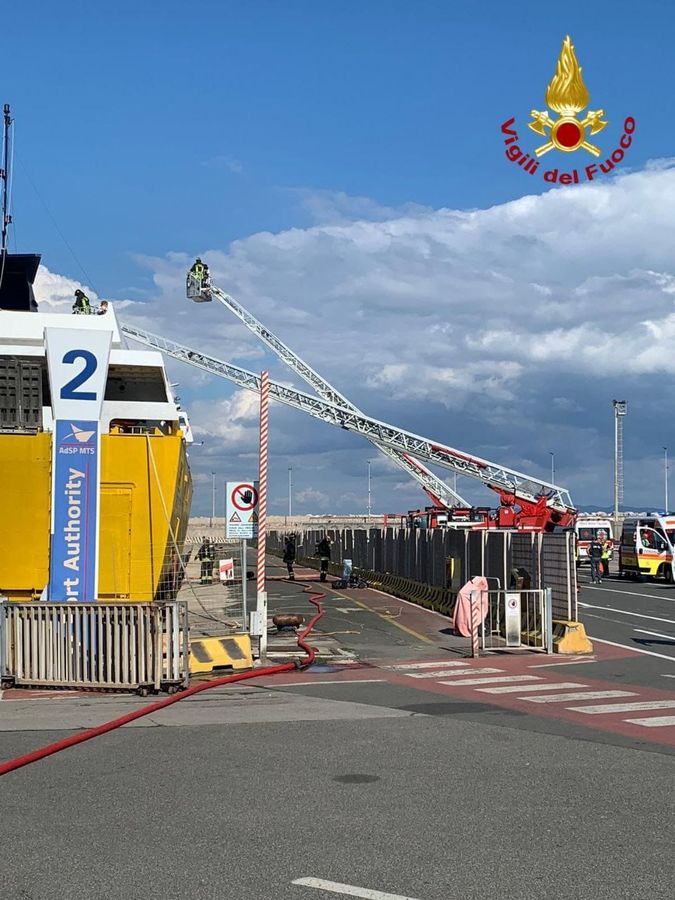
[1,103,12,258]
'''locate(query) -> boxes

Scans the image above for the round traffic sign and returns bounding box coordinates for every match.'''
[231,483,258,511]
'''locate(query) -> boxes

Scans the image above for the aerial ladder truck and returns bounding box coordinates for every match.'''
[119,267,577,532]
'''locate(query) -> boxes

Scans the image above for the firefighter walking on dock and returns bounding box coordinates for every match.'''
[198,536,215,585]
[316,535,332,583]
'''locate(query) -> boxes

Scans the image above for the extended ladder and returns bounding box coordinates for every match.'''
[121,321,575,516]
[185,273,467,509]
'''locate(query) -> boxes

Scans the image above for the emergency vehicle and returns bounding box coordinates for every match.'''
[619,515,675,583]
[575,517,614,566]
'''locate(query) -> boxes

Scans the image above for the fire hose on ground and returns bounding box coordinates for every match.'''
[0,585,325,779]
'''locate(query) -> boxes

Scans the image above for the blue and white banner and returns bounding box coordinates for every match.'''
[49,420,100,602]
[45,327,112,602]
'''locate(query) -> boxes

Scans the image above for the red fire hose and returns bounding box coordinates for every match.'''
[0,585,324,778]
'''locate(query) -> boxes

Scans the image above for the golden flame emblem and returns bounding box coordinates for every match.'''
[528,36,608,157]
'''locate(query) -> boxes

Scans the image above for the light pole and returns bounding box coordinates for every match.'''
[664,446,669,513]
[367,459,372,520]
[613,400,627,521]
[288,466,293,520]
[549,450,555,485]
[210,472,216,529]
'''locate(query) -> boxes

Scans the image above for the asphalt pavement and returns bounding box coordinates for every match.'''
[1,557,674,900]
[577,563,675,687]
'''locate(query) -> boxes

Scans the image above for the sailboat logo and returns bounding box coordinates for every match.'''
[64,424,96,443]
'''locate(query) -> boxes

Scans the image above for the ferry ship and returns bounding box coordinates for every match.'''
[0,106,192,603]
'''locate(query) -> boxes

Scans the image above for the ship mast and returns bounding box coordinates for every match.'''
[1,103,12,259]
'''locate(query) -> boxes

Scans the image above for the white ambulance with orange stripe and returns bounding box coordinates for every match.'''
[619,515,675,583]
[575,517,614,565]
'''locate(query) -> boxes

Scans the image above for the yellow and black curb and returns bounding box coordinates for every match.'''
[189,634,253,675]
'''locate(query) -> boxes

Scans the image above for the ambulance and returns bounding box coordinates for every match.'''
[575,517,614,566]
[618,515,675,583]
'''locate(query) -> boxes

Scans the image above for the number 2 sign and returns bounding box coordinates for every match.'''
[45,328,112,420]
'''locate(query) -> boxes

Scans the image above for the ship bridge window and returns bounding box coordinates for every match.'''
[104,366,169,402]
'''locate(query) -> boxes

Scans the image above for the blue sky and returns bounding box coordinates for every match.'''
[5,1,675,514]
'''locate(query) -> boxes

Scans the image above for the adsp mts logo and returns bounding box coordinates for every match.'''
[501,36,635,185]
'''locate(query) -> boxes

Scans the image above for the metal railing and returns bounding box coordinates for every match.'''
[0,600,189,693]
[470,588,553,656]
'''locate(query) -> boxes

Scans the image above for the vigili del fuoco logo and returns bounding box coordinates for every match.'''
[501,35,635,185]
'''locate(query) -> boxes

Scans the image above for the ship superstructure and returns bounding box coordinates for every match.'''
[0,104,192,602]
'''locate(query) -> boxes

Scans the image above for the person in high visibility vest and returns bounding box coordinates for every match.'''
[189,258,210,289]
[72,289,92,314]
[197,537,212,584]
[599,533,611,578]
[316,535,332,583]
[283,534,297,581]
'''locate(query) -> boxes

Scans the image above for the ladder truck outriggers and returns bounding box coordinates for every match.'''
[119,266,577,533]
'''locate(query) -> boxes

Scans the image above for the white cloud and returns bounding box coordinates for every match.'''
[33,268,99,311]
[204,155,244,174]
[295,487,329,508]
[289,188,432,224]
[31,162,675,511]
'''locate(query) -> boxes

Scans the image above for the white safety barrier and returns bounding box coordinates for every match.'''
[0,600,189,693]
[470,589,553,656]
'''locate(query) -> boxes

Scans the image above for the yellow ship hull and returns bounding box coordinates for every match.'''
[0,432,192,602]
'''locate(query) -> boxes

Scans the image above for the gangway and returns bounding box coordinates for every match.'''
[185,273,468,509]
[120,322,576,531]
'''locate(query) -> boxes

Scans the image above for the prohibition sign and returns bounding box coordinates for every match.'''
[231,483,258,512]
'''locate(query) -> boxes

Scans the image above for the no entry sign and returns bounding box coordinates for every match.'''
[231,483,259,512]
[226,481,259,539]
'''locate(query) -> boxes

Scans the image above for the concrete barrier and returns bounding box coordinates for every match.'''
[189,634,253,674]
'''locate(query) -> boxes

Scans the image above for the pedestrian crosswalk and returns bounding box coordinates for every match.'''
[385,659,675,732]
[568,699,675,715]
[525,690,636,703]
[476,682,587,694]
[625,715,675,727]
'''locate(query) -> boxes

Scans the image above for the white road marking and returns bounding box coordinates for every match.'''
[476,682,587,694]
[279,679,386,687]
[440,674,541,687]
[528,658,596,668]
[634,628,675,641]
[589,636,675,663]
[292,876,422,899]
[579,603,675,626]
[386,661,468,670]
[568,700,675,715]
[406,667,503,679]
[583,585,675,603]
[624,715,675,727]
[524,690,637,704]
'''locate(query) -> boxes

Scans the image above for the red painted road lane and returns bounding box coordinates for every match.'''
[375,658,675,748]
[258,645,675,748]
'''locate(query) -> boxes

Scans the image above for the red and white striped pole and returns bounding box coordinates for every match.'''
[257,370,270,661]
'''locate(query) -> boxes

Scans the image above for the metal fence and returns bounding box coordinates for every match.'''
[473,588,553,655]
[0,600,189,693]
[268,527,577,621]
